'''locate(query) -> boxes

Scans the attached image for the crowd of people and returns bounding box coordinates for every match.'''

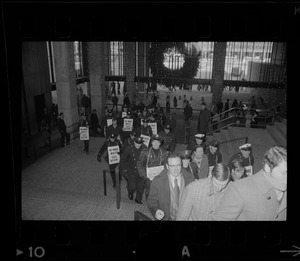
[91,99,286,221]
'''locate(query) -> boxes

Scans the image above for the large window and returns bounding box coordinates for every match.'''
[224,42,286,83]
[109,41,124,76]
[185,42,214,79]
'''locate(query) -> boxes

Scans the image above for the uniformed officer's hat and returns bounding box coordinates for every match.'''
[195,133,205,139]
[142,118,149,123]
[239,143,252,151]
[151,134,162,142]
[134,136,144,144]
[164,124,171,130]
[109,133,117,139]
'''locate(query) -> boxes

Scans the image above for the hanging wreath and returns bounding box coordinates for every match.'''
[148,42,201,82]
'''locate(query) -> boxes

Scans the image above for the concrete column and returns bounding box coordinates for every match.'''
[22,42,52,135]
[124,42,136,102]
[88,42,107,122]
[52,42,78,134]
[211,42,227,105]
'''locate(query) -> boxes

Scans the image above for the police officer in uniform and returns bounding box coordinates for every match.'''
[186,133,207,155]
[120,136,146,204]
[228,143,254,177]
[78,113,90,154]
[102,109,115,138]
[159,124,177,153]
[137,134,169,199]
[121,111,133,142]
[137,119,153,138]
[97,133,123,188]
[106,117,123,142]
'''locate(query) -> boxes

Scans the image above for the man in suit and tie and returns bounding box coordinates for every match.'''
[147,154,195,221]
[213,146,287,221]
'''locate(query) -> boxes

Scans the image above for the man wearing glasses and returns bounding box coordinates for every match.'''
[147,154,195,221]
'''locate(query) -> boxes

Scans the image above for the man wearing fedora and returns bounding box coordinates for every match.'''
[120,136,147,204]
[137,134,169,200]
[228,143,254,177]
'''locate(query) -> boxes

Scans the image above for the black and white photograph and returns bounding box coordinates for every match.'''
[21,41,287,221]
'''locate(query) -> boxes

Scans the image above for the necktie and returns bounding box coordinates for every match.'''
[174,178,180,206]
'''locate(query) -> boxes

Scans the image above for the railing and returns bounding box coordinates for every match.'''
[185,106,286,144]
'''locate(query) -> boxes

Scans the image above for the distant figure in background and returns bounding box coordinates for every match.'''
[81,94,89,109]
[78,113,90,154]
[123,82,127,96]
[165,113,176,133]
[216,99,223,115]
[184,101,193,122]
[117,81,121,95]
[166,94,171,114]
[173,96,178,114]
[57,112,70,147]
[111,81,116,96]
[151,93,158,108]
[112,93,119,113]
[91,109,99,136]
[224,99,230,118]
[123,93,130,108]
[197,102,210,135]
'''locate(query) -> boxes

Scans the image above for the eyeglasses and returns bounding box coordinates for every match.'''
[168,164,181,168]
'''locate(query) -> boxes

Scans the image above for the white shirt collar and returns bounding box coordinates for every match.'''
[168,173,182,188]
